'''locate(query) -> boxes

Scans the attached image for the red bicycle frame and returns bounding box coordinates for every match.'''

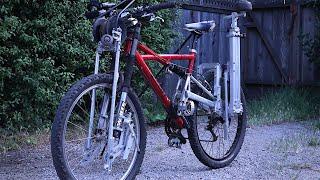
[124,40,196,111]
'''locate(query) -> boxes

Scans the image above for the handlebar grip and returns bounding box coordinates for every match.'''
[144,2,179,13]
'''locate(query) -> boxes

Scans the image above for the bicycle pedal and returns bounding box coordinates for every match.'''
[168,137,182,149]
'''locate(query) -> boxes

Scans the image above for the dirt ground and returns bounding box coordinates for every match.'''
[1,122,319,180]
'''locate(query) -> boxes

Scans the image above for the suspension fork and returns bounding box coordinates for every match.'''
[104,25,141,170]
[116,25,141,125]
[113,25,141,140]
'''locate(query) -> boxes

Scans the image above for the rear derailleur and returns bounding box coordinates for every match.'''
[165,116,187,148]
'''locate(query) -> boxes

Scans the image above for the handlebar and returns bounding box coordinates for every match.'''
[143,2,179,13]
[85,1,252,20]
[85,1,179,20]
[85,10,101,19]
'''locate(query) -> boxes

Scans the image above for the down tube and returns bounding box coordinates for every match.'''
[135,52,171,109]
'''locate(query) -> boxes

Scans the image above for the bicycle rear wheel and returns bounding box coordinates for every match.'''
[51,73,146,180]
[187,70,247,168]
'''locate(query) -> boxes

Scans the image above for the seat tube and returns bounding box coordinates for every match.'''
[188,49,197,73]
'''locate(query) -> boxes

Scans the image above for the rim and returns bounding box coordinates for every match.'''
[61,83,140,179]
[196,112,241,161]
[195,71,242,161]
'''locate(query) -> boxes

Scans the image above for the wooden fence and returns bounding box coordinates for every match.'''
[162,0,319,97]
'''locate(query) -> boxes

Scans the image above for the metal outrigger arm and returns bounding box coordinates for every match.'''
[223,12,246,140]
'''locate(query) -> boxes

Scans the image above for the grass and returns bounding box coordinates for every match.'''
[270,125,320,154]
[248,88,320,152]
[0,128,50,154]
[314,120,320,131]
[269,118,320,154]
[247,88,320,126]
[271,133,306,153]
[1,88,319,154]
[308,137,320,147]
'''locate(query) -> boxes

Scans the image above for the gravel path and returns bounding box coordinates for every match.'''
[1,122,319,180]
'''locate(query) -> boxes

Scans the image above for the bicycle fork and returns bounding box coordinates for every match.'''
[103,26,141,171]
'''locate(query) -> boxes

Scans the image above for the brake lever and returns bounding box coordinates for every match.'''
[101,2,116,8]
[151,16,164,23]
[142,13,164,23]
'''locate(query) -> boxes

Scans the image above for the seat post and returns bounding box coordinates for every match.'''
[174,33,193,54]
[173,32,202,54]
[191,32,202,49]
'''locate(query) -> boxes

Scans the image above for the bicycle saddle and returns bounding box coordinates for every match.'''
[236,0,252,12]
[184,20,216,33]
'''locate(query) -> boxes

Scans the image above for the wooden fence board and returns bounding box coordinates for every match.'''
[163,1,319,97]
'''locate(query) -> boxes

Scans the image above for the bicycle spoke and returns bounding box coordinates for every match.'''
[209,138,214,157]
[68,121,89,133]
[199,139,216,142]
[68,152,86,164]
[76,103,90,118]
[70,155,87,172]
[53,81,143,180]
[66,136,96,143]
[89,89,100,119]
[218,126,222,158]
[222,130,225,156]
[66,143,82,153]
[72,112,88,124]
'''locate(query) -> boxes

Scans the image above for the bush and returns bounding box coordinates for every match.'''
[300,1,320,65]
[0,0,95,133]
[0,0,176,133]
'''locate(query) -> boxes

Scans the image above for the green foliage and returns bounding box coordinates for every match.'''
[0,0,176,133]
[0,0,95,133]
[300,1,320,65]
[248,88,320,126]
[314,120,320,131]
[131,0,178,123]
[0,127,50,153]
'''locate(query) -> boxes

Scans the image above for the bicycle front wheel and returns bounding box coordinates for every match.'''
[51,73,146,180]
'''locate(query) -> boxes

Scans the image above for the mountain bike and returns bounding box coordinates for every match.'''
[51,0,252,179]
